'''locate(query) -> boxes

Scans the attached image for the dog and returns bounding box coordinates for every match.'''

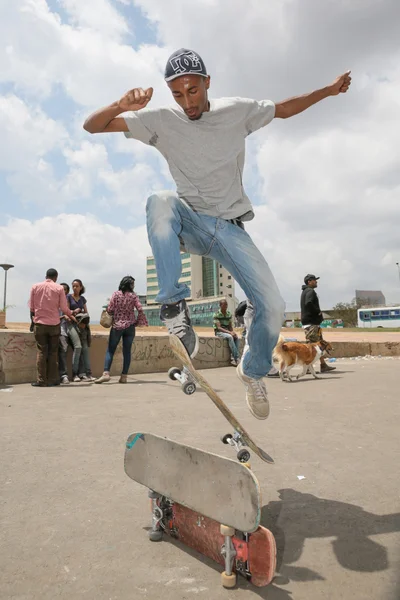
[273,336,333,382]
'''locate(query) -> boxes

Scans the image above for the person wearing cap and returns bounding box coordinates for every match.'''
[83,48,349,418]
[300,275,335,373]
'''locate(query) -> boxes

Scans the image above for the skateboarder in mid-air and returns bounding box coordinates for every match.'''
[84,49,351,420]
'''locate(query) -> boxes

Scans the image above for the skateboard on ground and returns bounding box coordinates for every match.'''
[124,432,276,588]
[169,334,274,464]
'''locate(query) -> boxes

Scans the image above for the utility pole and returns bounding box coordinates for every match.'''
[0,264,14,311]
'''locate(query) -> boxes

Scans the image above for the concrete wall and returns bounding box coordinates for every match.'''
[0,331,237,385]
[1,330,399,385]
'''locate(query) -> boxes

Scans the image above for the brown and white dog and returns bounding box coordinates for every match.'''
[273,336,333,382]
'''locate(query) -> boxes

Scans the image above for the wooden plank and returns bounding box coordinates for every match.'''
[166,503,276,587]
[169,334,274,464]
[124,432,261,532]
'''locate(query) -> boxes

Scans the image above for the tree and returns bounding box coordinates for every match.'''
[330,298,364,327]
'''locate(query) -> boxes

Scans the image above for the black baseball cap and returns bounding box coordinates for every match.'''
[304,274,320,284]
[164,48,208,82]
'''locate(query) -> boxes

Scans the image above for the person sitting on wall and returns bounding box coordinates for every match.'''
[213,299,240,366]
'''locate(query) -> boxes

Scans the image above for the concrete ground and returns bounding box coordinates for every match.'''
[1,358,399,600]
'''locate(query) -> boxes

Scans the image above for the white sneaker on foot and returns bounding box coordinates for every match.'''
[73,375,81,382]
[95,373,111,384]
[160,299,199,359]
[60,375,70,385]
[236,361,270,420]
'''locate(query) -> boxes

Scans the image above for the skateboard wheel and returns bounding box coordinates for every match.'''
[237,449,251,463]
[168,367,181,381]
[182,381,196,395]
[220,524,235,537]
[149,530,163,542]
[221,571,236,588]
[221,434,233,444]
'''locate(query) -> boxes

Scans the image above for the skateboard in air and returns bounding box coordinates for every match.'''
[124,432,276,588]
[169,334,274,464]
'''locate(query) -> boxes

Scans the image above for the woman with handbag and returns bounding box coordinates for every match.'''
[95,276,148,383]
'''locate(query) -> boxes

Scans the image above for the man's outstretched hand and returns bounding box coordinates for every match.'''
[118,87,154,112]
[329,71,352,96]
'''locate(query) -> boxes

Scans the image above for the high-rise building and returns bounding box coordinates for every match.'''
[146,253,235,304]
[144,252,237,326]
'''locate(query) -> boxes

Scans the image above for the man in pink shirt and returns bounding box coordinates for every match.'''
[29,268,75,387]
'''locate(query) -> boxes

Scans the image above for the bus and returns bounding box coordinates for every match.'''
[357,306,400,328]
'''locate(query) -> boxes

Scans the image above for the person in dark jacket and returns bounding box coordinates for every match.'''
[300,274,335,373]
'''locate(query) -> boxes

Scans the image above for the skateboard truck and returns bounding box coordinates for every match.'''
[220,525,238,588]
[222,431,251,464]
[148,490,164,542]
[168,366,197,395]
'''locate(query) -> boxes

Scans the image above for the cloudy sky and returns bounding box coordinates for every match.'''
[1,0,399,321]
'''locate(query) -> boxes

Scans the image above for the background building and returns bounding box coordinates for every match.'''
[355,290,386,307]
[144,252,237,326]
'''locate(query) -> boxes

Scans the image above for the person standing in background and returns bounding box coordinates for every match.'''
[300,274,335,373]
[29,268,75,387]
[58,282,72,385]
[67,279,94,381]
[95,276,148,384]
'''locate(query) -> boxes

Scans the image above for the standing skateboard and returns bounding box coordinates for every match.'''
[124,432,276,588]
[169,334,274,464]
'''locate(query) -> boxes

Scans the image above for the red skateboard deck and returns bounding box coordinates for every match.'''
[159,499,276,587]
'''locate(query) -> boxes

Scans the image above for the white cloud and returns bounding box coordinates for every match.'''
[0,214,151,321]
[1,0,400,314]
[0,0,170,106]
[60,0,129,40]
[0,95,68,171]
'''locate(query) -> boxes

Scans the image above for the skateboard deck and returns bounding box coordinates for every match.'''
[124,432,262,532]
[160,500,276,587]
[169,334,274,464]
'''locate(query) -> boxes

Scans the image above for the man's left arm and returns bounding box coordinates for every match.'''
[275,71,351,119]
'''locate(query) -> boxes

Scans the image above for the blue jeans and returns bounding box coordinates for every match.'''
[215,331,240,361]
[146,192,285,379]
[104,324,135,374]
[67,324,82,375]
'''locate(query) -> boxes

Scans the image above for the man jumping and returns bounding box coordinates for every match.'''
[84,48,351,420]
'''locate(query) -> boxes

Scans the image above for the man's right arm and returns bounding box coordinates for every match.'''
[83,87,153,134]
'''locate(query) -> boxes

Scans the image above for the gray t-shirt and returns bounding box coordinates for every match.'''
[124,97,275,221]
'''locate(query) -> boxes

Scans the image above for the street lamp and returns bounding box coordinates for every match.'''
[396,262,400,286]
[0,264,14,311]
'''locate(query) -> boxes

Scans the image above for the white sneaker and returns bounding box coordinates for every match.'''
[160,299,199,359]
[73,375,81,382]
[60,375,70,385]
[236,361,270,420]
[80,374,91,382]
[95,373,111,384]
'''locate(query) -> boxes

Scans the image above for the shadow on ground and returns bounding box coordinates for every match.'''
[142,489,400,598]
[261,488,400,587]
